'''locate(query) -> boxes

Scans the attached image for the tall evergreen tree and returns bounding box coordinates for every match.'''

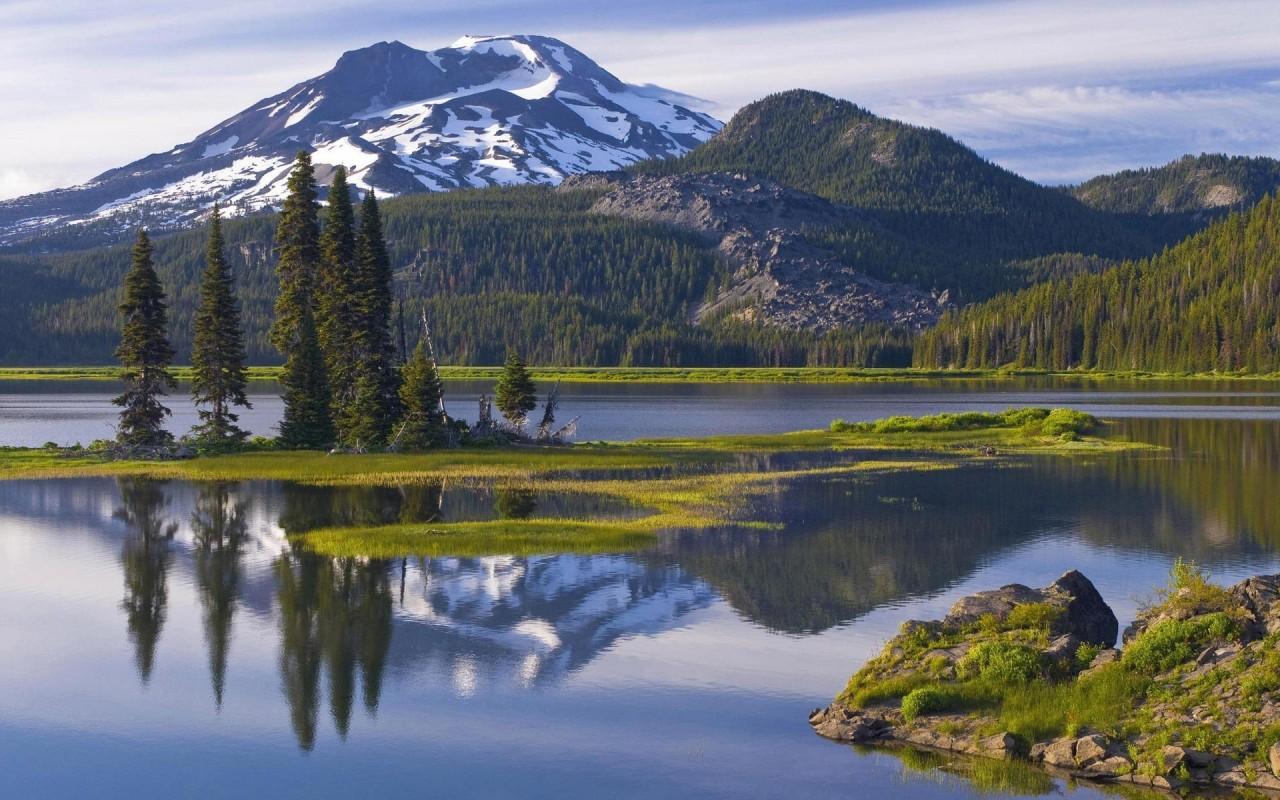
[316,167,361,439]
[114,229,177,446]
[494,350,537,429]
[278,308,335,449]
[397,338,447,449]
[272,152,333,447]
[190,206,251,448]
[342,190,399,447]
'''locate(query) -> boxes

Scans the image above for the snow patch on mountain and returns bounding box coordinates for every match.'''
[0,34,721,246]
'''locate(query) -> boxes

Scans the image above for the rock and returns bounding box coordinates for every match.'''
[809,705,891,742]
[1073,734,1110,767]
[943,570,1118,645]
[1158,745,1213,774]
[1080,650,1121,675]
[1043,634,1082,662]
[1083,755,1134,778]
[978,732,1027,760]
[1045,570,1119,645]
[1270,742,1280,778]
[1029,742,1047,762]
[1041,738,1077,768]
[1231,574,1280,638]
[589,172,947,332]
[944,583,1043,627]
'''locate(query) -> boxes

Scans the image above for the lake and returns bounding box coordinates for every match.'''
[1,376,1279,445]
[1,381,1278,798]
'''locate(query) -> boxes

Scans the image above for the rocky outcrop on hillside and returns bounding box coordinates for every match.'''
[562,171,948,331]
[810,570,1280,794]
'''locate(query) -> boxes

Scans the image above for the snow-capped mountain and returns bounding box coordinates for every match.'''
[0,35,721,245]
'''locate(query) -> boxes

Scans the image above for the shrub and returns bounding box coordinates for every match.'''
[959,642,1043,684]
[1005,602,1064,632]
[1039,409,1097,436]
[902,687,957,720]
[1150,558,1239,616]
[1074,642,1102,671]
[1122,613,1240,676]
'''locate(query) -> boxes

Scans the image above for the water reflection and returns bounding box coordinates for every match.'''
[115,478,177,683]
[0,415,1277,795]
[275,552,393,749]
[665,418,1280,634]
[190,483,249,708]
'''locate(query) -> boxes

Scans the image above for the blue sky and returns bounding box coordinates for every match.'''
[3,0,1280,198]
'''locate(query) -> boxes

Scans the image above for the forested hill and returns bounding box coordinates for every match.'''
[0,186,910,367]
[632,90,1182,273]
[1070,154,1280,215]
[914,194,1280,372]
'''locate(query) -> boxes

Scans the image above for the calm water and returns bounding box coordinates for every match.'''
[1,376,1278,445]
[2,384,1280,798]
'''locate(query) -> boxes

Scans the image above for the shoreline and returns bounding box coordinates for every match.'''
[2,365,1279,384]
[812,568,1280,794]
[0,409,1151,557]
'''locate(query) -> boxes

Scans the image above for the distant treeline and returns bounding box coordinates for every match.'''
[0,186,914,367]
[916,195,1280,372]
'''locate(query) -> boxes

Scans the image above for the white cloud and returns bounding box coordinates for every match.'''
[0,168,50,200]
[880,84,1280,183]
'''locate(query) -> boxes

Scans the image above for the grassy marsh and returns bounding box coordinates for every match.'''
[0,408,1153,557]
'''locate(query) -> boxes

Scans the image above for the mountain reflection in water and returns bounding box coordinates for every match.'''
[0,416,1277,788]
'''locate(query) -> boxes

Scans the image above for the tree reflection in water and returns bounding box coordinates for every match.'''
[115,477,177,684]
[190,482,249,709]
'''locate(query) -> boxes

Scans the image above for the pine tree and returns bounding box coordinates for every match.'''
[271,151,321,353]
[277,308,334,449]
[272,152,333,447]
[190,206,251,448]
[342,189,399,447]
[397,339,447,449]
[494,350,537,429]
[114,229,176,447]
[316,167,360,439]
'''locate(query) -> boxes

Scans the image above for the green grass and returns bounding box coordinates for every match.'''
[0,408,1153,559]
[2,365,1278,383]
[835,559,1277,778]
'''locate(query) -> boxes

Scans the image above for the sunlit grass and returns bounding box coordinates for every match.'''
[297,460,949,556]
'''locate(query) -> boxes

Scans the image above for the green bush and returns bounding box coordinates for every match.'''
[1005,602,1064,632]
[1122,613,1239,676]
[959,642,1043,684]
[902,686,957,720]
[1040,409,1097,436]
[1074,642,1102,671]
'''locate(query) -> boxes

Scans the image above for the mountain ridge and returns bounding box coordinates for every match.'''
[0,34,720,247]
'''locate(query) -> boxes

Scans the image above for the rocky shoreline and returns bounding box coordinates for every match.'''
[810,569,1280,794]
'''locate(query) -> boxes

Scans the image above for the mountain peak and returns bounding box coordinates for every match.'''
[0,35,722,246]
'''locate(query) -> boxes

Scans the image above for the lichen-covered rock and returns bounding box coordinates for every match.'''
[816,569,1280,794]
[1231,574,1280,637]
[978,732,1027,760]
[1039,738,1077,767]
[1073,734,1109,767]
[944,570,1118,645]
[808,705,890,742]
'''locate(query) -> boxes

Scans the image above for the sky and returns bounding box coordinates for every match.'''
[3,0,1280,199]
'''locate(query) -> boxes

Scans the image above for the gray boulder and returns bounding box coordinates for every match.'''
[944,570,1118,646]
